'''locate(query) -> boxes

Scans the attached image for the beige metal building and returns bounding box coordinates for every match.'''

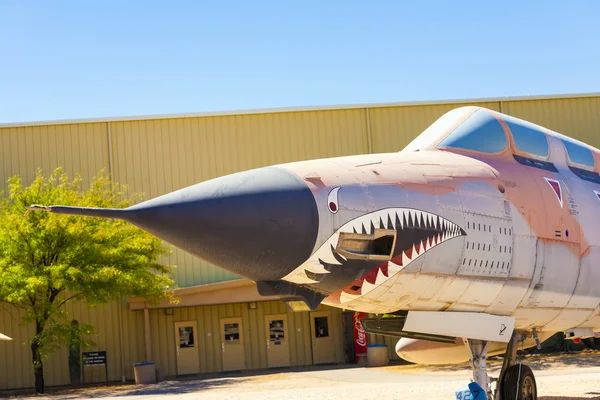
[1,93,600,390]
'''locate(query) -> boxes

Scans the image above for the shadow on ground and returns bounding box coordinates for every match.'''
[539,397,600,400]
[522,351,600,370]
[0,363,356,399]
[4,352,600,398]
[380,350,600,375]
[0,378,248,399]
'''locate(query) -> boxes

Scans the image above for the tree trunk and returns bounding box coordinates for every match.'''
[68,320,81,387]
[31,322,45,394]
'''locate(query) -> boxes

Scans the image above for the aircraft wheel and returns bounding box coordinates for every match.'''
[501,364,537,400]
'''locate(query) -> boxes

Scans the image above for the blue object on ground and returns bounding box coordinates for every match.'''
[455,381,487,400]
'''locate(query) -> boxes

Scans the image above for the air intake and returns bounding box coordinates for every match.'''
[336,229,396,261]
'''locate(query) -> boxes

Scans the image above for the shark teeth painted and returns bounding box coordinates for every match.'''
[388,261,402,274]
[330,208,466,304]
[305,261,330,275]
[281,207,466,294]
[361,279,377,295]
[340,291,361,303]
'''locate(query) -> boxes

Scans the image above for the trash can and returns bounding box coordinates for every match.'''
[367,344,389,367]
[133,361,157,384]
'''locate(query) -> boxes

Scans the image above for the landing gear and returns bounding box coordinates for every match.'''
[462,331,538,400]
[495,331,537,400]
[463,338,493,398]
[500,364,537,400]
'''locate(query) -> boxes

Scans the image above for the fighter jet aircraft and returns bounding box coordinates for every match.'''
[27,105,600,399]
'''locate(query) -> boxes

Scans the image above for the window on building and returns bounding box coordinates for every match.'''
[437,108,508,153]
[505,118,549,158]
[560,137,595,169]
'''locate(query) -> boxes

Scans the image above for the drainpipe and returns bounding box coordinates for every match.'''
[107,122,114,179]
[107,122,126,382]
[117,297,126,382]
[144,307,152,361]
[365,108,373,154]
[108,122,126,382]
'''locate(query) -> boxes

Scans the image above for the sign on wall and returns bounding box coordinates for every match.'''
[82,351,107,366]
[81,351,108,383]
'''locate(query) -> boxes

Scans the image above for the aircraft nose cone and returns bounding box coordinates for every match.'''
[126,166,319,281]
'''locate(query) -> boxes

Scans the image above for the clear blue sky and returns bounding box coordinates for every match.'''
[1,0,599,123]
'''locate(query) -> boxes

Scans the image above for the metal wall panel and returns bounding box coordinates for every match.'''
[0,123,109,193]
[368,101,502,153]
[503,97,600,148]
[0,300,345,390]
[146,301,345,377]
[0,307,35,390]
[0,299,146,390]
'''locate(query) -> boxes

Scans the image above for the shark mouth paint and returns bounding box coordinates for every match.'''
[282,208,466,304]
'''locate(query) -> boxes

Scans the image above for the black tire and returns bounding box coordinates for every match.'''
[501,364,537,400]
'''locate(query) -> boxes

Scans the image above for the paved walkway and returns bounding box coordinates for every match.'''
[7,352,600,399]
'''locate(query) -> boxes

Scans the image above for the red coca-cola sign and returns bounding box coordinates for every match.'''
[353,312,367,362]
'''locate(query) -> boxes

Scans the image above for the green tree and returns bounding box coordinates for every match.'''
[0,168,176,394]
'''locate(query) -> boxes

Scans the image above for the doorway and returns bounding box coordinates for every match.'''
[220,317,246,371]
[265,314,291,368]
[310,311,336,364]
[174,321,200,375]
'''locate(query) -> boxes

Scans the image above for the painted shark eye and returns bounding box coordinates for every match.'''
[327,187,340,214]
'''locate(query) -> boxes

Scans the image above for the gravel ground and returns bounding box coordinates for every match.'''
[7,351,600,399]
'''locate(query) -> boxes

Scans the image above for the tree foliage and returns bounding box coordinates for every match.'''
[0,168,177,393]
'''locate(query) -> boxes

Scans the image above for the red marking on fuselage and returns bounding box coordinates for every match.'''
[380,263,389,276]
[362,268,379,285]
[391,253,403,266]
[326,291,342,303]
[544,177,563,208]
[341,261,391,295]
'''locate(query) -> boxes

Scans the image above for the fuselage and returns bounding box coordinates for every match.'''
[275,106,600,336]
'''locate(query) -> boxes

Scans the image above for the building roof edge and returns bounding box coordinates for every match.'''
[1,91,599,128]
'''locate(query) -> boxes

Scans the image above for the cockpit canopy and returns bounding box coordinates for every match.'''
[437,107,508,154]
[402,106,599,181]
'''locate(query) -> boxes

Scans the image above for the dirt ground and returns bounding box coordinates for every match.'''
[4,351,600,399]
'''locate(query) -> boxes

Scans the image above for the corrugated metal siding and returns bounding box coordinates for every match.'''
[502,97,600,148]
[0,123,109,193]
[0,299,146,390]
[110,109,368,287]
[0,300,345,390]
[368,101,502,153]
[0,307,34,390]
[147,301,344,377]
